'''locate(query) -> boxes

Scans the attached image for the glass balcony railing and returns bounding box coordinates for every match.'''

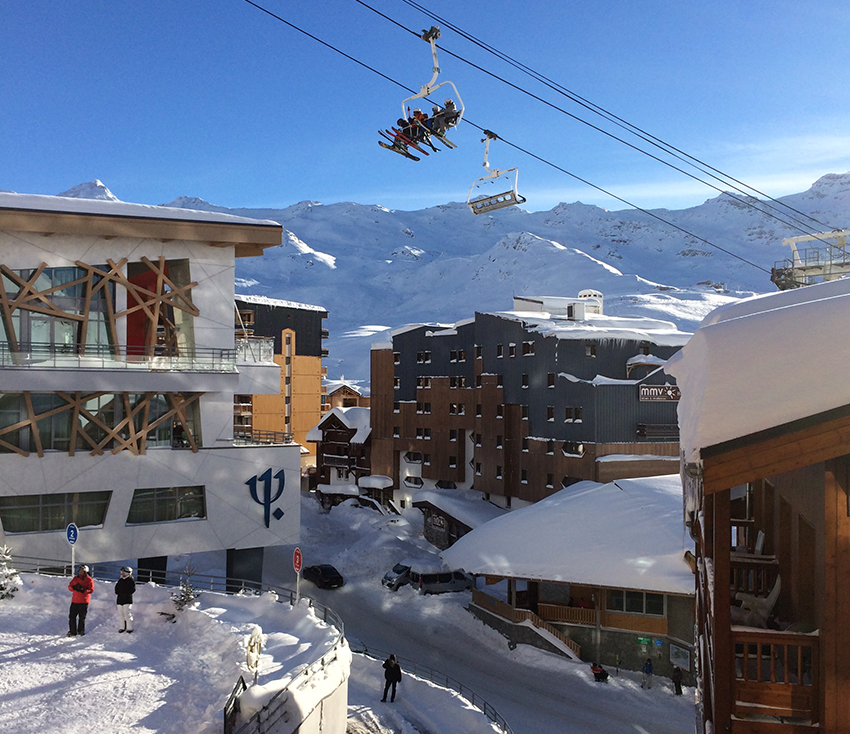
[0,342,237,373]
[236,336,275,364]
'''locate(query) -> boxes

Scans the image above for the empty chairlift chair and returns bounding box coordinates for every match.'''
[467,131,527,214]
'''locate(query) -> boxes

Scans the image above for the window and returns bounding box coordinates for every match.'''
[449,403,464,415]
[450,429,458,442]
[640,345,651,356]
[521,405,528,420]
[565,406,583,422]
[562,441,584,456]
[522,341,535,356]
[424,428,431,439]
[127,485,206,525]
[547,406,555,421]
[448,455,457,468]
[475,403,482,417]
[547,372,555,388]
[424,453,431,465]
[393,402,400,413]
[496,404,504,418]
[403,476,424,488]
[547,440,554,455]
[457,349,466,362]
[475,375,483,388]
[546,473,554,488]
[496,434,503,448]
[393,426,400,437]
[495,465,503,479]
[496,344,503,358]
[457,403,465,415]
[475,462,481,475]
[522,437,529,452]
[404,451,422,464]
[521,469,528,483]
[416,402,431,414]
[393,377,400,389]
[606,590,665,617]
[393,352,401,364]
[509,344,516,357]
[521,373,529,388]
[475,433,482,446]
[497,374,504,387]
[475,345,482,359]
[0,490,112,533]
[585,344,597,358]
[450,350,458,362]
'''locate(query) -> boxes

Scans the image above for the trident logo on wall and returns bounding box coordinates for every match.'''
[246,468,285,528]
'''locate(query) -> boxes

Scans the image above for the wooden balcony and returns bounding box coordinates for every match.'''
[732,627,819,726]
[730,554,779,596]
[538,602,596,626]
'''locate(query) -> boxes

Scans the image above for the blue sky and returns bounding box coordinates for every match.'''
[3,1,850,212]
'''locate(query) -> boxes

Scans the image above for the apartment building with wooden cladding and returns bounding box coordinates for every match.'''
[371,292,690,509]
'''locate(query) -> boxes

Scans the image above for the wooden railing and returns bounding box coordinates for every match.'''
[730,554,779,596]
[538,602,596,626]
[472,589,582,658]
[732,627,819,723]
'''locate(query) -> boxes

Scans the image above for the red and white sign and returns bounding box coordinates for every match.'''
[293,547,303,573]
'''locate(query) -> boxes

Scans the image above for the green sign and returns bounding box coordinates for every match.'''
[637,636,651,645]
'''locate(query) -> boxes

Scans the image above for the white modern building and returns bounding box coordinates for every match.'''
[0,192,301,581]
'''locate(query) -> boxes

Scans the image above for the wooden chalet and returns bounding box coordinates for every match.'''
[666,279,850,733]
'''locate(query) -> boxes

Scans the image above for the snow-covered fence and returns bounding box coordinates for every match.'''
[351,643,513,734]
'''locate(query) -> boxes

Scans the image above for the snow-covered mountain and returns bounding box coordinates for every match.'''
[49,174,850,378]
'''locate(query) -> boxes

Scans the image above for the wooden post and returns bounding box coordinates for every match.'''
[712,488,733,732]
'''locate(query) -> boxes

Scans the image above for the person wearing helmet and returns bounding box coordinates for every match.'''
[67,565,94,637]
[115,566,136,633]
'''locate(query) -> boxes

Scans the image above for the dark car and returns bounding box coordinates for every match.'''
[302,564,344,589]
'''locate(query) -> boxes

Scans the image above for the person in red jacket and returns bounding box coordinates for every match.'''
[67,565,94,637]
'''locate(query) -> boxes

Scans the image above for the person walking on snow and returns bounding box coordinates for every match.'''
[641,657,654,689]
[671,665,683,695]
[381,653,402,702]
[115,566,136,633]
[68,565,94,636]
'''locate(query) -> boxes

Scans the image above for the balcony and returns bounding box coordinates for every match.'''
[323,454,352,468]
[0,341,237,373]
[538,603,597,626]
[236,336,274,364]
[233,427,293,445]
[733,627,819,725]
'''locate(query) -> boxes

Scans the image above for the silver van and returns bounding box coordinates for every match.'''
[410,569,473,594]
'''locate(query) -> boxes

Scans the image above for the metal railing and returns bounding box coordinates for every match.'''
[0,341,237,372]
[235,337,275,364]
[233,428,294,446]
[351,643,513,734]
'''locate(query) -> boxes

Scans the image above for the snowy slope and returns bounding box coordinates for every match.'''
[27,173,850,378]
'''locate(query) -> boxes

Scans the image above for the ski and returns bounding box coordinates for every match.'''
[389,128,430,156]
[378,141,420,161]
[413,119,455,149]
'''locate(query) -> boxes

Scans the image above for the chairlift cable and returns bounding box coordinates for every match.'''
[241,0,769,274]
[394,0,841,235]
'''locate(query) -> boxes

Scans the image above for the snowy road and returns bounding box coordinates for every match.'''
[267,497,696,734]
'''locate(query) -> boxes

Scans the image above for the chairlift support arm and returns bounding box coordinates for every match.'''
[401,26,464,123]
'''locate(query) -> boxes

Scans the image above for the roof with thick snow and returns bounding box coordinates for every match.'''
[412,489,507,530]
[236,293,327,313]
[0,190,280,227]
[441,475,693,595]
[665,277,850,463]
[306,406,371,444]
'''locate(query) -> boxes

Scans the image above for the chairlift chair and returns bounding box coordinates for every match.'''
[467,131,527,215]
[402,27,464,129]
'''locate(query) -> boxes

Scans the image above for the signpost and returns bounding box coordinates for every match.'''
[293,547,302,604]
[66,523,79,572]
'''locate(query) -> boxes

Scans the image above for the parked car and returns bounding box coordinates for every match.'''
[382,562,412,591]
[411,569,473,595]
[302,564,344,589]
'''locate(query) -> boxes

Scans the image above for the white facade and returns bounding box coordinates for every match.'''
[0,193,301,565]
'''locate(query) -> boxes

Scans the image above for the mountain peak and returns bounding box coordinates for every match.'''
[57,180,119,201]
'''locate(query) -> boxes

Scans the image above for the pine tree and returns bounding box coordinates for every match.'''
[0,544,21,601]
[170,562,200,612]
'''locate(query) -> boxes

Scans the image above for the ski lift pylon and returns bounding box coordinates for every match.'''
[401,26,464,128]
[466,131,527,215]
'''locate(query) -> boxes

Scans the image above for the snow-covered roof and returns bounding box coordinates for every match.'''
[0,190,280,227]
[665,277,850,463]
[358,474,392,489]
[236,293,327,313]
[412,489,507,530]
[316,483,360,496]
[306,407,371,443]
[441,475,693,595]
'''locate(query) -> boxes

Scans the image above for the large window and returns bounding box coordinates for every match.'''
[0,490,111,533]
[606,589,665,616]
[126,485,206,525]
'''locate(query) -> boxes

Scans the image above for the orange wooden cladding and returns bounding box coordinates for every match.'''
[537,603,596,626]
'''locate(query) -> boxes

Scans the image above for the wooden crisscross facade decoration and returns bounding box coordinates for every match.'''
[0,391,201,457]
[0,256,199,356]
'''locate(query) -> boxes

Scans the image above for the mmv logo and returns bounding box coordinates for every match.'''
[246,468,285,528]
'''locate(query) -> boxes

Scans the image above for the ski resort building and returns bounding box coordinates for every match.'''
[0,193,301,582]
[234,294,328,469]
[369,292,689,513]
[666,278,850,733]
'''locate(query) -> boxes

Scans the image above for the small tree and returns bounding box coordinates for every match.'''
[170,561,200,612]
[0,545,21,600]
